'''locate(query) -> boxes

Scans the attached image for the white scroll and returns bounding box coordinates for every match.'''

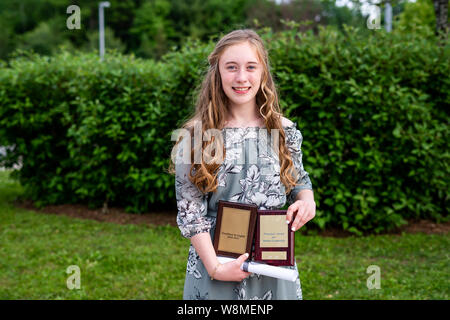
[217,256,298,282]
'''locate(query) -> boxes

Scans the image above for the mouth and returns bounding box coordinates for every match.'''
[232,86,251,94]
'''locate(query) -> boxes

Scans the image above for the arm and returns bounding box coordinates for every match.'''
[174,137,250,282]
[190,232,220,276]
[283,124,316,231]
[190,232,251,281]
[296,189,314,203]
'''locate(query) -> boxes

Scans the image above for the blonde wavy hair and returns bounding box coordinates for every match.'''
[169,29,299,195]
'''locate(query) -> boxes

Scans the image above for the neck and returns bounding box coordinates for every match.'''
[226,101,261,125]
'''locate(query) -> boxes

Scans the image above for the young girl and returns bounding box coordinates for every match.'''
[170,29,315,300]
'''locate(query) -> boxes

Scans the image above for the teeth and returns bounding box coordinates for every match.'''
[234,87,250,90]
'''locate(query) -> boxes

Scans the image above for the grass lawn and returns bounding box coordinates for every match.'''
[0,170,448,300]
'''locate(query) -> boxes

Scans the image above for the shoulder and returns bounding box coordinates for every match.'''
[281,117,303,147]
[281,116,295,128]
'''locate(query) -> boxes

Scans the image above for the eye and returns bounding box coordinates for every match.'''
[226,65,256,71]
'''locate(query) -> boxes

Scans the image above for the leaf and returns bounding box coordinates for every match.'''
[335,204,346,214]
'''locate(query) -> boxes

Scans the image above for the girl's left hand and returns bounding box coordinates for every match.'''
[286,200,316,232]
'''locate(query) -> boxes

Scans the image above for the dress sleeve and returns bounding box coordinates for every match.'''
[284,124,313,205]
[174,138,214,239]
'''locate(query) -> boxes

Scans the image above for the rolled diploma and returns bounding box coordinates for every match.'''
[217,256,298,282]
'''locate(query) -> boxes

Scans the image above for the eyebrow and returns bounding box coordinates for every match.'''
[225,61,259,65]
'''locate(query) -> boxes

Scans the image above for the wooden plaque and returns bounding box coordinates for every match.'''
[213,200,258,259]
[254,210,295,266]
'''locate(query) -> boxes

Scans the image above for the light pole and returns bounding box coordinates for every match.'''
[385,1,392,32]
[99,2,110,61]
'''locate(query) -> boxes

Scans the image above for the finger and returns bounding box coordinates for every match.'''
[240,269,252,278]
[294,205,314,231]
[241,274,251,281]
[286,202,300,224]
[295,216,308,231]
[291,204,307,231]
[236,253,249,265]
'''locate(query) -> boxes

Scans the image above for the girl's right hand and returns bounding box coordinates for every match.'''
[213,253,252,282]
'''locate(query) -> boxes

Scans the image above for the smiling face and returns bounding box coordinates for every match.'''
[218,41,263,112]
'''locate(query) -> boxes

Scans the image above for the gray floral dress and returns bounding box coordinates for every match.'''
[174,122,313,300]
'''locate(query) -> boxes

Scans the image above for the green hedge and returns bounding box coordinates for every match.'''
[0,25,448,235]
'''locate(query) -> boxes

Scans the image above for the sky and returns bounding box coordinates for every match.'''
[274,0,417,17]
[336,0,374,16]
[271,0,376,16]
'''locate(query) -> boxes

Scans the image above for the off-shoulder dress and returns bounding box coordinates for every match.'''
[174,123,313,300]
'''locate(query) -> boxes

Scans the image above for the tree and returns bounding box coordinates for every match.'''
[349,0,448,37]
[396,0,435,36]
[433,0,449,39]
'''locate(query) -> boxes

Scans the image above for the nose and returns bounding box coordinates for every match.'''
[235,68,249,84]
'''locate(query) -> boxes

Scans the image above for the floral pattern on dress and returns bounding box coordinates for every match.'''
[186,245,202,279]
[223,127,258,148]
[175,141,214,238]
[192,286,209,300]
[284,125,313,205]
[295,276,303,300]
[217,163,243,187]
[176,122,312,300]
[235,279,273,300]
[228,164,285,209]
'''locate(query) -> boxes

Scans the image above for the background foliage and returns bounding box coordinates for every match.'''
[0,0,371,61]
[1,23,448,235]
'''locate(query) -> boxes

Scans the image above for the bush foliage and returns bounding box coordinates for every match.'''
[0,25,448,234]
